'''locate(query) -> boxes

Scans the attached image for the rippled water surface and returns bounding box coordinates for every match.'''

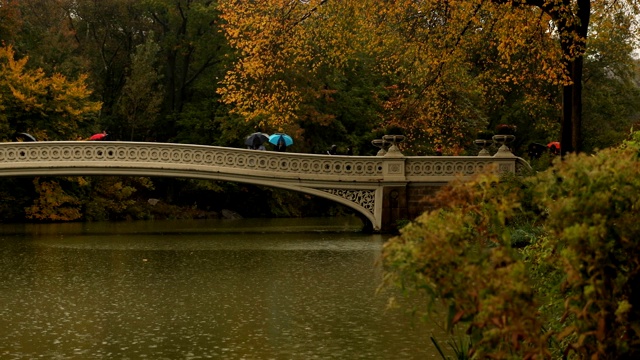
[0,218,444,359]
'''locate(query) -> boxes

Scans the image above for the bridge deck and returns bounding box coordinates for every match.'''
[0,141,529,232]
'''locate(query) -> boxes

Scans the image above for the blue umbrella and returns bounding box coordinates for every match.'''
[268,133,293,147]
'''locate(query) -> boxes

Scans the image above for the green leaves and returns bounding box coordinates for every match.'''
[117,36,164,141]
[531,147,640,357]
[384,171,550,357]
[384,144,640,358]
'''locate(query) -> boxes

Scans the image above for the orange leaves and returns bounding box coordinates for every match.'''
[0,44,101,140]
[1,46,46,112]
[47,73,101,116]
[219,0,394,129]
[217,0,315,126]
[216,0,584,150]
[213,2,406,131]
[25,178,82,221]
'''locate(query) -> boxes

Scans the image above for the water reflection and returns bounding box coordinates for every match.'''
[0,218,444,359]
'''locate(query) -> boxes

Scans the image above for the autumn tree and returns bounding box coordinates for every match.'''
[217,0,639,154]
[216,1,557,153]
[0,44,101,140]
[498,0,639,154]
[25,177,83,221]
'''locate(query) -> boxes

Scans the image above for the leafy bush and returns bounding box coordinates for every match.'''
[383,170,551,358]
[532,148,640,358]
[383,145,640,359]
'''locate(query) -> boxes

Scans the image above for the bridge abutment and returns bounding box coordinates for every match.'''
[406,184,443,219]
[380,184,447,232]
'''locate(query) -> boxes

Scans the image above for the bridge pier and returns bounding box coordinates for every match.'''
[380,186,407,233]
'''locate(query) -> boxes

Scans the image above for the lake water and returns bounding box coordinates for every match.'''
[0,217,447,359]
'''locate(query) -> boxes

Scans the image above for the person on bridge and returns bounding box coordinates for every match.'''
[251,136,262,150]
[276,138,287,152]
[548,141,561,155]
[528,143,547,159]
[89,131,108,141]
[327,145,337,155]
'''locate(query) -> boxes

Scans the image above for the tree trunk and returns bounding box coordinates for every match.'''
[571,56,584,154]
[561,56,584,155]
[561,67,574,155]
[521,0,590,155]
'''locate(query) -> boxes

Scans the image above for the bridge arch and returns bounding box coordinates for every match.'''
[11,167,379,230]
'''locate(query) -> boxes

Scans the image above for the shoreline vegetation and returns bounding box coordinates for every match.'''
[0,179,353,225]
[383,134,640,359]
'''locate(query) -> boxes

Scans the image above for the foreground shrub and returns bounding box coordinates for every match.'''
[532,148,640,358]
[383,146,640,359]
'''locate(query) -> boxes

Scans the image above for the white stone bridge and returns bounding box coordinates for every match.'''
[0,141,530,232]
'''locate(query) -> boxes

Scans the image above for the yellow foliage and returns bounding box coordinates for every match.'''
[217,0,621,148]
[0,44,101,140]
[25,178,82,221]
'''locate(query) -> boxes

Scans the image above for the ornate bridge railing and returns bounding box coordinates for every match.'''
[0,141,530,232]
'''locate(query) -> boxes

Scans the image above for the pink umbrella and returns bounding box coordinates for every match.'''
[89,132,108,141]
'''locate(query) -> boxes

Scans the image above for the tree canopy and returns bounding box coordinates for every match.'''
[0,44,101,141]
[217,0,640,154]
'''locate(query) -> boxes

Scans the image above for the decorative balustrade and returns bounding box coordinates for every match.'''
[0,141,527,182]
[405,157,493,179]
[0,141,386,180]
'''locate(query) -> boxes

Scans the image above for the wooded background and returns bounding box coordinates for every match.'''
[1,0,639,222]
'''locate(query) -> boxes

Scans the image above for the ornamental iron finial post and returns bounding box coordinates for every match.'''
[371,139,389,156]
[382,135,405,157]
[474,139,493,156]
[492,135,516,157]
